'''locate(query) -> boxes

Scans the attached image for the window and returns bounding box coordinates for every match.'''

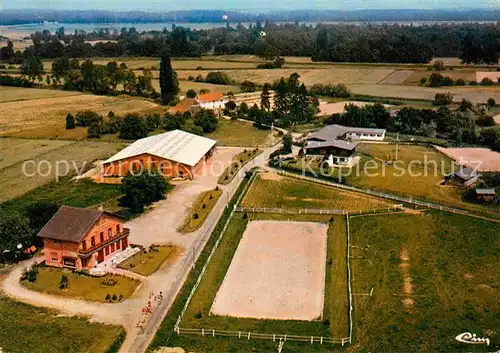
[116,224,121,234]
[63,258,76,267]
[178,170,184,177]
[100,232,104,243]
[108,228,112,237]
[51,252,58,262]
[111,243,115,252]
[82,240,87,251]
[116,241,121,250]
[105,246,109,256]
[91,236,96,246]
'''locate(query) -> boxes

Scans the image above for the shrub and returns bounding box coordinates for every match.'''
[65,113,75,129]
[309,83,351,98]
[118,114,149,140]
[194,74,204,82]
[440,76,454,86]
[240,80,257,93]
[205,71,232,85]
[112,294,118,301]
[433,92,453,106]
[454,78,466,86]
[487,98,496,107]
[193,213,199,220]
[459,99,474,112]
[480,77,494,86]
[469,80,478,86]
[419,77,427,85]
[87,122,102,138]
[105,294,111,301]
[428,73,444,87]
[475,115,496,127]
[75,110,103,127]
[186,89,196,98]
[195,310,203,319]
[187,75,194,81]
[102,278,118,286]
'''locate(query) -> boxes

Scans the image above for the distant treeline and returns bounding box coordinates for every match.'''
[2,22,500,64]
[2,9,500,25]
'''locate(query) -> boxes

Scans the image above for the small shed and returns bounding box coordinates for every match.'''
[446,168,481,187]
[475,188,496,202]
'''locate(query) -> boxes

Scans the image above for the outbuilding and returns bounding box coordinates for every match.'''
[101,130,216,180]
[195,92,228,110]
[475,188,496,202]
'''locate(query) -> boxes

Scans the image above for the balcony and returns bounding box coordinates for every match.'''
[79,228,130,257]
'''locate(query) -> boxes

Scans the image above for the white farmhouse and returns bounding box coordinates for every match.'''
[195,93,228,110]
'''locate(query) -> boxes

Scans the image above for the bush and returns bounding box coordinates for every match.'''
[0,74,33,88]
[105,294,111,301]
[309,83,351,98]
[455,78,466,86]
[187,75,194,81]
[475,115,496,127]
[75,110,103,127]
[112,294,118,301]
[240,80,257,93]
[480,77,494,86]
[487,98,496,107]
[419,77,427,85]
[205,71,232,85]
[440,76,454,86]
[186,89,197,98]
[65,113,75,129]
[102,278,118,286]
[118,114,149,140]
[433,92,453,106]
[469,80,478,86]
[120,172,171,213]
[459,99,474,112]
[194,109,218,133]
[194,74,204,82]
[428,73,444,87]
[193,213,199,220]
[87,122,102,138]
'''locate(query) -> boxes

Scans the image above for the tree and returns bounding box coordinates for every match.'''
[0,41,14,61]
[119,114,149,139]
[487,98,496,108]
[186,89,197,98]
[260,83,271,111]
[205,71,232,85]
[120,172,171,213]
[159,55,179,105]
[240,80,257,93]
[75,110,102,127]
[65,113,75,129]
[459,99,474,112]
[225,100,237,111]
[52,57,71,83]
[24,201,59,241]
[194,109,218,133]
[428,73,444,87]
[21,56,45,82]
[282,133,293,153]
[0,212,32,251]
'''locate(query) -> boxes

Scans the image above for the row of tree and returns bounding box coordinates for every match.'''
[2,23,500,64]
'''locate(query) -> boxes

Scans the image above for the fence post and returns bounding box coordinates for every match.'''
[311,336,313,344]
[202,328,204,336]
[320,337,323,344]
[212,329,215,337]
[248,332,251,340]
[273,334,276,342]
[239,331,241,339]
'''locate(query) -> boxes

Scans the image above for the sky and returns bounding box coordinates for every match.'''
[2,0,500,11]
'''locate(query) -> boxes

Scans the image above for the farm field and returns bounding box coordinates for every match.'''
[0,86,161,137]
[0,86,82,103]
[242,172,394,211]
[350,83,500,103]
[0,138,125,202]
[178,80,239,94]
[435,146,500,172]
[176,67,396,85]
[23,267,140,302]
[0,293,125,353]
[349,212,500,353]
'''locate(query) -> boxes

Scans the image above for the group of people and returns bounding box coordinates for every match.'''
[136,290,164,328]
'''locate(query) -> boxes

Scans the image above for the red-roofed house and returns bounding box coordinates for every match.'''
[38,206,130,271]
[195,92,228,110]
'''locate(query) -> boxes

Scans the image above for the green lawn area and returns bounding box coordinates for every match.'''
[206,119,273,147]
[179,212,348,340]
[179,188,223,233]
[22,267,140,303]
[349,212,500,353]
[118,245,179,276]
[0,177,123,214]
[218,148,262,185]
[0,294,125,353]
[242,173,393,211]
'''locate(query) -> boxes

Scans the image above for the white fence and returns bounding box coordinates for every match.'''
[235,205,403,216]
[176,327,350,346]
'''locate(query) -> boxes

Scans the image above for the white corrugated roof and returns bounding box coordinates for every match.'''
[104,130,217,167]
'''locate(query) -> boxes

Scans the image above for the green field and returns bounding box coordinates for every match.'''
[179,188,223,233]
[118,245,179,276]
[23,267,140,302]
[0,138,125,202]
[349,212,500,353]
[0,294,125,353]
[206,119,273,147]
[242,173,393,211]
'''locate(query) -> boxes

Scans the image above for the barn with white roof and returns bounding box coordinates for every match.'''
[101,130,216,180]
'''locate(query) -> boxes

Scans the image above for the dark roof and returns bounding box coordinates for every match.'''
[37,206,121,243]
[305,140,359,151]
[475,188,496,195]
[308,124,386,141]
[454,167,480,181]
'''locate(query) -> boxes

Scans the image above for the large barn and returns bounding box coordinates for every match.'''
[101,130,216,180]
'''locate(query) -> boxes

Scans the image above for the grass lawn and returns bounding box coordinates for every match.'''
[179,212,348,340]
[0,177,123,214]
[218,148,262,185]
[242,173,393,211]
[179,188,223,233]
[0,294,125,353]
[206,119,273,147]
[22,267,140,303]
[349,212,500,352]
[118,245,179,276]
[0,138,125,202]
